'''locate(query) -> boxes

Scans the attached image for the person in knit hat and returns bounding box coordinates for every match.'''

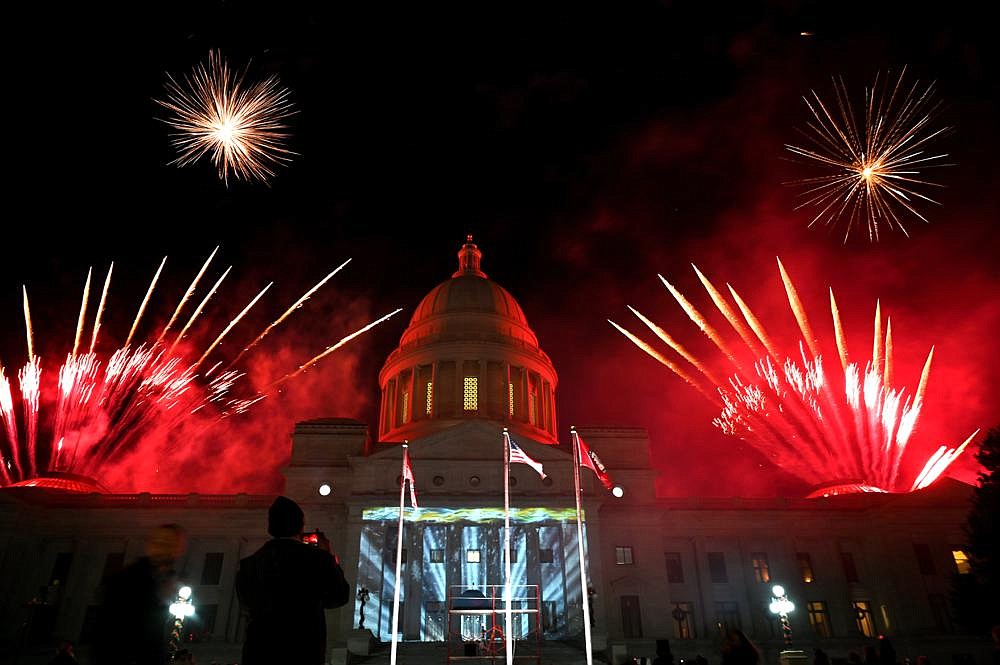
[236,496,350,665]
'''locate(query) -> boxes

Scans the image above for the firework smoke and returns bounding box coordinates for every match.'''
[612,259,976,495]
[156,51,296,185]
[0,251,401,488]
[785,67,951,242]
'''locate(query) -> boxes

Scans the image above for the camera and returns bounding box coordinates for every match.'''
[302,529,322,546]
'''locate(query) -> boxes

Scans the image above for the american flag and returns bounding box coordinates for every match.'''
[508,437,547,479]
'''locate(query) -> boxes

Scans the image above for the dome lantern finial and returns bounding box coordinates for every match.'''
[453,235,487,278]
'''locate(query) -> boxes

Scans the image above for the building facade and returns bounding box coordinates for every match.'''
[0,239,989,664]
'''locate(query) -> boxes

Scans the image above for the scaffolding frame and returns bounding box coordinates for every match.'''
[445,584,541,664]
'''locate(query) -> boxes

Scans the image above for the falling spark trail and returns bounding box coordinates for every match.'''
[127,257,167,347]
[169,267,232,356]
[626,306,722,385]
[884,319,894,386]
[274,309,404,385]
[830,290,850,371]
[73,268,93,357]
[778,258,820,358]
[872,301,884,376]
[227,258,353,369]
[157,247,218,345]
[727,285,782,360]
[195,282,273,369]
[90,263,114,354]
[609,319,719,404]
[692,265,767,359]
[659,275,743,369]
[22,287,34,359]
[617,260,976,494]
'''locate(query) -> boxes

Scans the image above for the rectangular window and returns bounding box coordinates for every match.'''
[529,390,537,426]
[430,549,445,563]
[401,548,408,564]
[425,381,433,415]
[401,390,409,423]
[913,543,936,575]
[841,552,859,583]
[508,382,514,416]
[463,377,478,411]
[708,552,728,583]
[928,593,953,633]
[615,546,634,565]
[510,548,518,563]
[50,552,74,586]
[621,595,643,638]
[952,549,971,575]
[197,603,219,639]
[466,549,481,563]
[797,552,815,583]
[665,552,684,583]
[79,605,103,644]
[715,601,741,634]
[807,601,832,637]
[852,600,876,637]
[539,548,554,564]
[102,552,125,584]
[672,602,695,639]
[200,552,225,586]
[751,552,770,583]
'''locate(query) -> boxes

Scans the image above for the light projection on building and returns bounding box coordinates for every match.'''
[355,507,587,641]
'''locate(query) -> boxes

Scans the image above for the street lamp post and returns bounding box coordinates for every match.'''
[769,585,794,646]
[167,585,195,661]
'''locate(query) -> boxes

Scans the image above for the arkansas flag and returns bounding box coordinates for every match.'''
[402,447,419,508]
[508,437,547,479]
[576,433,614,490]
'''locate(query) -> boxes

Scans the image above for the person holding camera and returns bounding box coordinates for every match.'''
[236,496,350,665]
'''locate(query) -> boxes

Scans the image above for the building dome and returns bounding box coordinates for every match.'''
[378,237,558,444]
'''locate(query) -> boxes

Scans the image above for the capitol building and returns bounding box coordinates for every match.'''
[0,238,989,664]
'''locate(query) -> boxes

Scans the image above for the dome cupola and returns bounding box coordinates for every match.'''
[378,237,558,444]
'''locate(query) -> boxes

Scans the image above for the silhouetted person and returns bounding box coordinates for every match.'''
[173,649,195,664]
[95,524,187,665]
[878,635,897,665]
[236,496,350,665]
[652,639,674,665]
[848,652,863,665]
[864,646,879,665]
[721,630,760,665]
[916,656,930,665]
[48,639,79,665]
[815,648,831,665]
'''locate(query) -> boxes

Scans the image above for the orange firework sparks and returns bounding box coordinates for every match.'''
[615,260,977,494]
[785,67,952,242]
[157,51,296,184]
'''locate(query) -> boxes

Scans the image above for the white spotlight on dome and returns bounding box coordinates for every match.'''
[612,486,625,498]
[319,483,332,496]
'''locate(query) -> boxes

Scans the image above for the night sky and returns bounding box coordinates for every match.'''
[2,1,996,495]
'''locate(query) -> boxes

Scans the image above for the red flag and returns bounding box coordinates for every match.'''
[402,447,418,508]
[576,433,614,490]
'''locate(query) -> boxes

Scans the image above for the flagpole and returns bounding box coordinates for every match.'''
[502,429,514,665]
[390,443,408,665]
[571,428,594,665]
